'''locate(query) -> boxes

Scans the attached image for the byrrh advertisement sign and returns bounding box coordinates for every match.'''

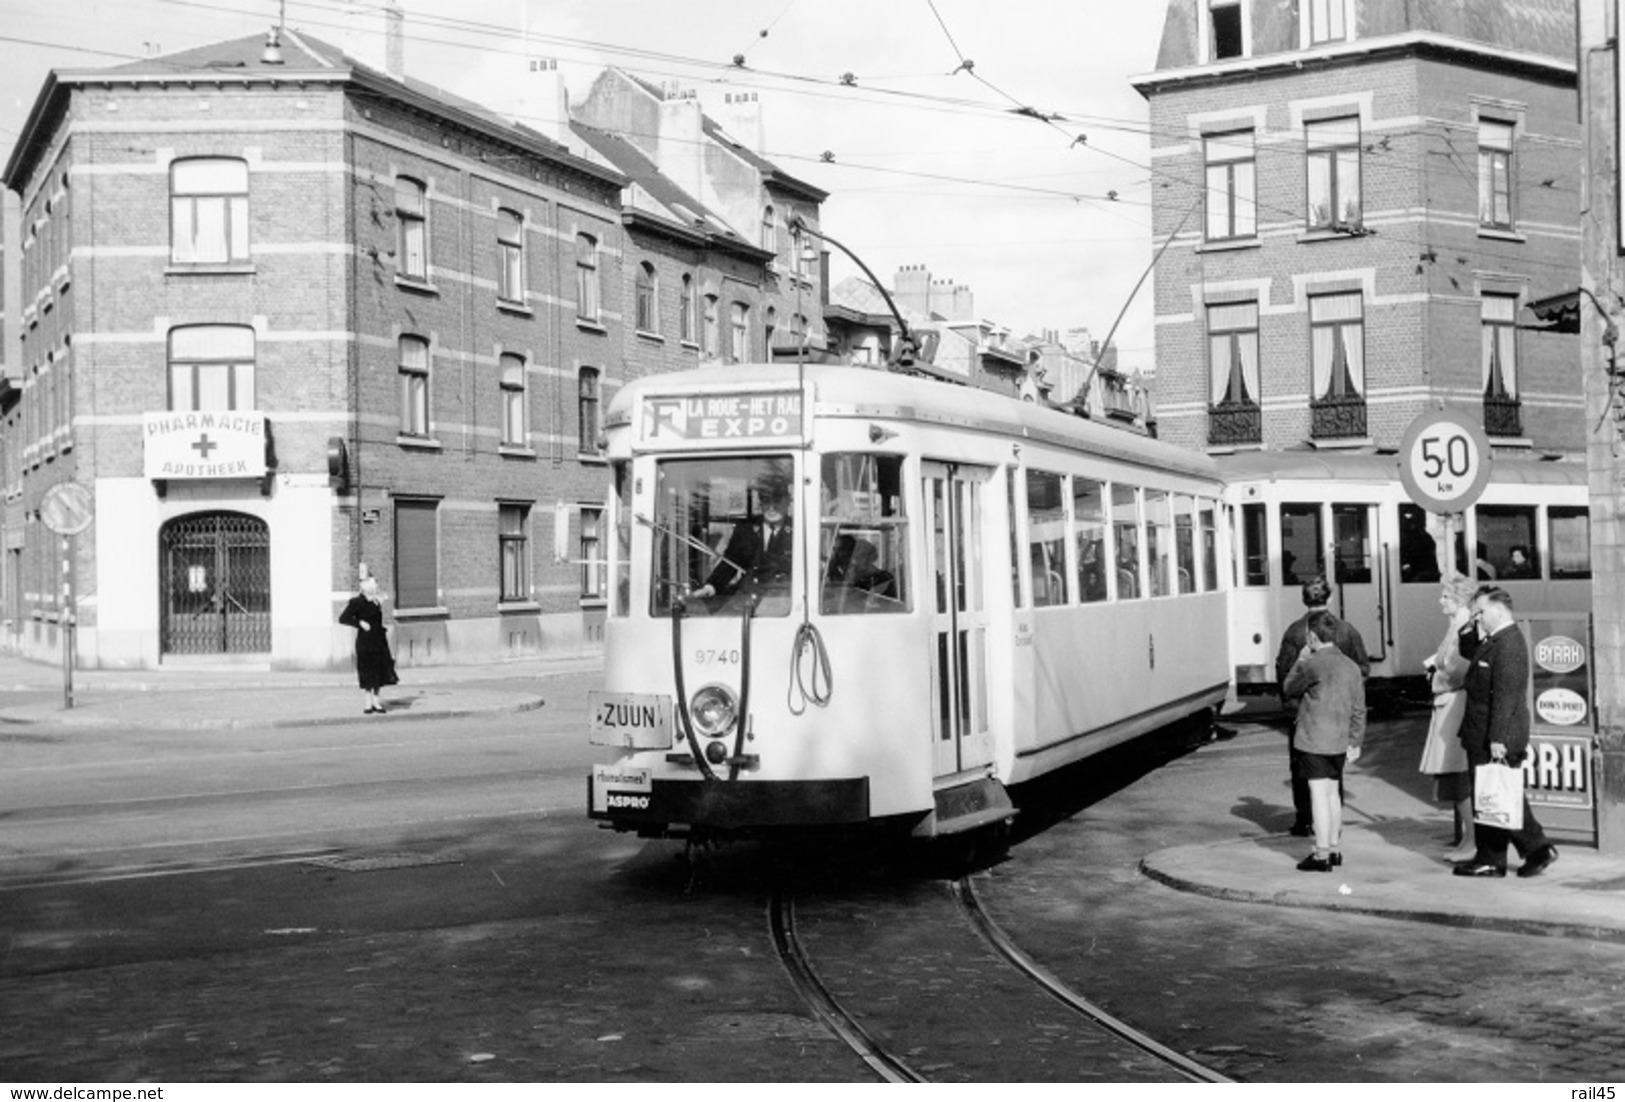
[142,410,267,479]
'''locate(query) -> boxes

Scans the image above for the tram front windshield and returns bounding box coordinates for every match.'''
[651,456,796,618]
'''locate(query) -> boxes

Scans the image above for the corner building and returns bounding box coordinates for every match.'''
[1134,0,1583,457]
[1,31,632,669]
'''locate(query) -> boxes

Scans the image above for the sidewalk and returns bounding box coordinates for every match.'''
[1141,709,1625,944]
[0,650,602,730]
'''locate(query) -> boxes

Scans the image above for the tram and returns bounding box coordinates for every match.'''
[1216,449,1593,698]
[586,363,1232,839]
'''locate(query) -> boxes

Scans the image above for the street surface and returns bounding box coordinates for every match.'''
[2,672,1622,1082]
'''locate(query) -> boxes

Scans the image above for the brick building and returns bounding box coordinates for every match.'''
[1133,0,1582,457]
[0,25,820,671]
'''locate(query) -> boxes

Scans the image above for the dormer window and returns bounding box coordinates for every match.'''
[1209,0,1244,61]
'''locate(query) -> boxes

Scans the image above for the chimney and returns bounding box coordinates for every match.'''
[517,57,570,143]
[338,0,405,80]
[893,265,930,315]
[715,91,764,154]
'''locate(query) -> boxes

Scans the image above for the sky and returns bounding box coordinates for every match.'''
[0,0,1171,370]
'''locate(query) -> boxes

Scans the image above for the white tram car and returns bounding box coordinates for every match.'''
[1216,450,1593,698]
[587,364,1231,839]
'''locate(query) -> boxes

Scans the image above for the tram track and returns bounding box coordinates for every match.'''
[768,875,1233,1084]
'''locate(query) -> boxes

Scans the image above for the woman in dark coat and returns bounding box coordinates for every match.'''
[339,577,397,713]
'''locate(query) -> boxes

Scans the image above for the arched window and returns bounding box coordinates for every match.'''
[171,158,249,264]
[395,176,428,279]
[497,208,524,302]
[635,262,658,333]
[398,335,430,436]
[500,353,526,446]
[764,306,777,361]
[761,204,777,255]
[702,294,720,359]
[169,325,255,410]
[576,233,600,321]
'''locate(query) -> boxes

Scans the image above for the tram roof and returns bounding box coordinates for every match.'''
[607,363,1220,482]
[1212,448,1588,487]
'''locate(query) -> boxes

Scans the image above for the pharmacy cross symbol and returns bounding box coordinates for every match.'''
[191,433,218,460]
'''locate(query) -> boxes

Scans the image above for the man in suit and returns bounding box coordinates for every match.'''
[692,491,793,600]
[1453,587,1559,878]
[1275,575,1371,836]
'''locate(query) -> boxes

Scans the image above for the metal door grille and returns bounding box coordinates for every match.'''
[160,511,271,654]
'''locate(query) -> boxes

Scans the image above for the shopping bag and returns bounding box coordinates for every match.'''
[1473,762,1525,830]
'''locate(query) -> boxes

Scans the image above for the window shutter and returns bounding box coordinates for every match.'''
[395,500,439,608]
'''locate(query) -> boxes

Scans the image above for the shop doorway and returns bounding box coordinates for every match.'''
[159,511,271,655]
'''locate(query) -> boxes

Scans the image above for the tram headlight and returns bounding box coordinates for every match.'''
[690,684,738,738]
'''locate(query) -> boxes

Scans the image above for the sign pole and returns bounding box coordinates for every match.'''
[62,534,74,709]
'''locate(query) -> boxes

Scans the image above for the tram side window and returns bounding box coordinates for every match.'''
[1331,504,1371,584]
[1475,504,1539,579]
[1239,502,1268,586]
[1146,490,1174,597]
[819,453,908,615]
[611,461,631,617]
[1279,503,1324,585]
[1008,468,1025,607]
[1549,506,1591,579]
[1026,470,1068,607]
[1200,501,1219,591]
[1112,483,1142,599]
[1398,503,1441,584]
[652,455,796,618]
[1073,476,1108,604]
[1174,495,1197,593]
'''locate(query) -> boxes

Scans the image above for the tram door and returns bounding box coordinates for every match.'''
[921,461,994,778]
[1329,503,1387,664]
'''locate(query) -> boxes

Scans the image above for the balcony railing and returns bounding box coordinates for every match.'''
[1483,393,1523,437]
[1310,393,1368,439]
[1208,401,1262,446]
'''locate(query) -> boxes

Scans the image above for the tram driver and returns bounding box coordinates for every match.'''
[691,490,795,602]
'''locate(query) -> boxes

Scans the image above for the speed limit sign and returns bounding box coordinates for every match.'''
[1397,410,1493,513]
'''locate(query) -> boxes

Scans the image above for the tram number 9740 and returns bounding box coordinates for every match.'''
[694,648,741,666]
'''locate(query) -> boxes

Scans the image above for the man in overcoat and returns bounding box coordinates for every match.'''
[1452,586,1558,878]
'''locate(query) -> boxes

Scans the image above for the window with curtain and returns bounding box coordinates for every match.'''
[764,306,777,360]
[1208,301,1260,406]
[635,263,658,333]
[1308,0,1346,43]
[1478,120,1514,229]
[169,325,255,411]
[395,176,427,279]
[1482,294,1518,399]
[730,302,749,363]
[761,205,777,256]
[1204,130,1256,241]
[578,367,601,456]
[1310,292,1364,399]
[497,208,524,303]
[680,274,696,343]
[398,335,429,436]
[702,294,720,358]
[580,506,605,599]
[499,503,530,601]
[171,158,249,265]
[499,353,526,446]
[1306,117,1360,230]
[576,233,600,321]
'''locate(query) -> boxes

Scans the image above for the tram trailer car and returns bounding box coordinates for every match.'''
[587,364,1232,840]
[1215,450,1592,706]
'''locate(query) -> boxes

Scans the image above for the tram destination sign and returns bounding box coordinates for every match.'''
[641,389,804,447]
[1396,409,1493,514]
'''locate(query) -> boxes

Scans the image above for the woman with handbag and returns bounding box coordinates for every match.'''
[1418,575,1476,861]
